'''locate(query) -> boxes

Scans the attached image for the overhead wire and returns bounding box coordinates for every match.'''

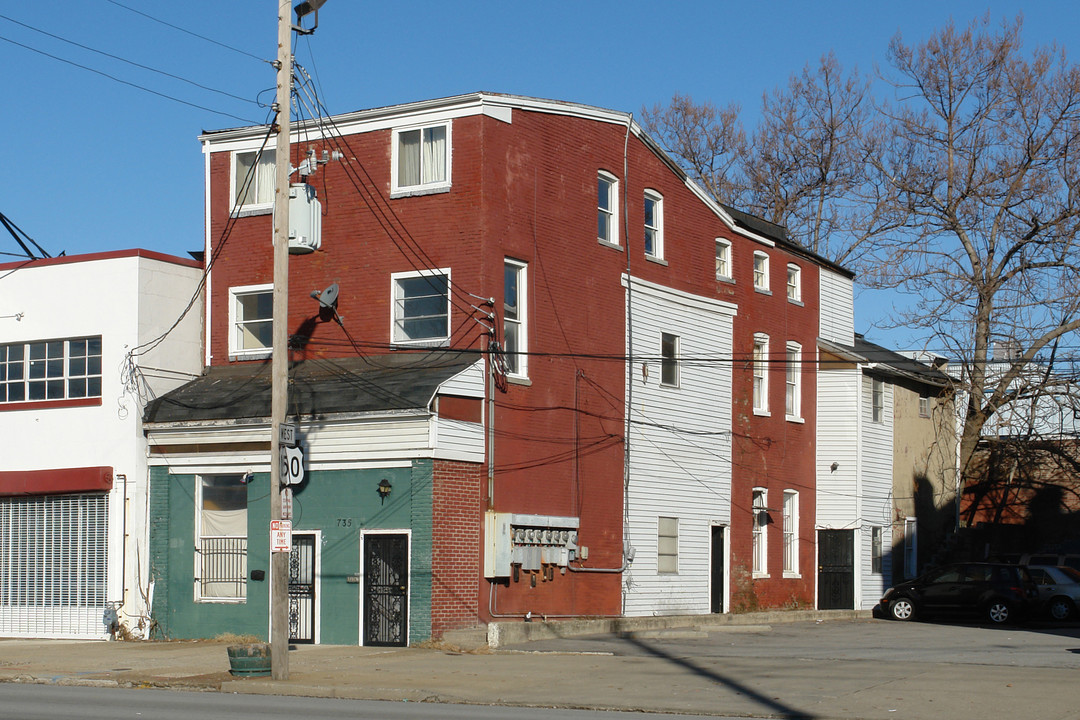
[101,0,267,63]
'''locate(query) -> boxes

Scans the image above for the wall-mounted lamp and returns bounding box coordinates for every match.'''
[830,462,840,472]
[377,478,392,504]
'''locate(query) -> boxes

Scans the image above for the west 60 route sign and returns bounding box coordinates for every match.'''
[280,445,305,486]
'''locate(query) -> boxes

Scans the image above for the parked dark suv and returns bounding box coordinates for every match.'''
[881,562,1037,624]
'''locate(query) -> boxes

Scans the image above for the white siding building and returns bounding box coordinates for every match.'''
[622,275,736,616]
[0,250,203,638]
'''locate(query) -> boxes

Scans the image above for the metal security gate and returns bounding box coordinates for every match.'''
[363,533,408,646]
[0,494,109,638]
[288,533,316,644]
[818,529,855,610]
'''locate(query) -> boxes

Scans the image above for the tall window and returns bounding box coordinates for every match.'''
[903,518,917,578]
[661,332,679,387]
[753,251,770,291]
[753,334,769,414]
[232,149,275,209]
[657,516,679,573]
[786,264,801,302]
[644,190,663,258]
[230,285,273,357]
[871,526,883,574]
[597,171,619,244]
[783,490,798,576]
[196,474,248,601]
[785,342,801,420]
[1,337,102,404]
[503,260,527,377]
[872,378,885,423]
[919,396,931,418]
[715,239,732,281]
[752,489,768,576]
[392,269,450,344]
[393,122,450,193]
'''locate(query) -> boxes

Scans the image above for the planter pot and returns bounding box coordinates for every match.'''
[227,643,271,677]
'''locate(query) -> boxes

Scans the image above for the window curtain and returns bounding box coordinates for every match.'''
[422,126,446,184]
[255,151,276,204]
[398,130,420,186]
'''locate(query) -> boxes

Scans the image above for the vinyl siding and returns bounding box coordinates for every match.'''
[819,270,854,346]
[816,365,860,527]
[621,275,736,616]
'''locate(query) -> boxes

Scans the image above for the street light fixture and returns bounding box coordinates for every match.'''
[293,0,326,34]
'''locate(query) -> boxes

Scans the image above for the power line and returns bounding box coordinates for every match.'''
[0,13,260,107]
[102,0,267,63]
[0,32,259,124]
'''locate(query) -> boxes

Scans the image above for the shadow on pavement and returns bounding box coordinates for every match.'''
[623,635,816,720]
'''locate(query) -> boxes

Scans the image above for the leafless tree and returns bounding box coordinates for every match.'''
[868,15,1080,508]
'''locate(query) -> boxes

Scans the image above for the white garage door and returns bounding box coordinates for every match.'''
[0,494,109,638]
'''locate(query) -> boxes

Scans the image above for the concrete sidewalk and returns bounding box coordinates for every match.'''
[1,611,1074,720]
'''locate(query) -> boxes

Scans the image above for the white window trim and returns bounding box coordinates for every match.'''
[752,488,769,578]
[753,251,770,292]
[903,517,917,578]
[753,333,770,416]
[715,238,733,282]
[871,526,883,575]
[872,378,885,423]
[230,148,275,215]
[598,170,620,247]
[390,268,452,346]
[194,474,248,603]
[660,332,680,388]
[785,341,803,422]
[504,259,528,379]
[657,516,679,574]
[644,189,664,260]
[919,396,931,418]
[390,121,452,197]
[782,490,800,578]
[786,263,802,304]
[228,283,273,360]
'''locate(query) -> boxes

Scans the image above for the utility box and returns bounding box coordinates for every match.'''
[484,511,580,578]
[288,183,322,254]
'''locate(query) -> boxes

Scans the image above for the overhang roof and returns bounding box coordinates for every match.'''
[143,351,480,425]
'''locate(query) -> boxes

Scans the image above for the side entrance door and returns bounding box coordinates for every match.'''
[288,533,316,644]
[710,525,725,613]
[362,533,409,647]
[818,529,855,609]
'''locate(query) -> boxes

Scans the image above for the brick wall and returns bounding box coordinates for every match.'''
[430,459,483,635]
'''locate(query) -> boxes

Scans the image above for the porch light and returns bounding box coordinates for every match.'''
[377,478,392,504]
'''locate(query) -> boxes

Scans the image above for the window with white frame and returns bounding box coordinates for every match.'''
[919,396,931,418]
[872,378,885,423]
[752,488,768,576]
[229,285,273,357]
[392,269,450,345]
[232,149,276,210]
[597,171,619,245]
[903,517,917,578]
[871,526,883,574]
[786,264,801,302]
[785,342,801,420]
[753,251,770,291]
[753,334,769,414]
[783,490,798,576]
[1,336,103,404]
[196,474,248,601]
[658,516,679,573]
[503,259,527,377]
[643,190,663,259]
[715,239,732,281]
[392,122,450,194]
[660,332,679,387]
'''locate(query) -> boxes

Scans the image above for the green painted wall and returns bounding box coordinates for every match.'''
[150,460,435,645]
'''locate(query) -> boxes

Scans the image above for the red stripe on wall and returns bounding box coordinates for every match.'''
[0,466,114,497]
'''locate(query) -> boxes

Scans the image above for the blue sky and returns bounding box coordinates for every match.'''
[2,1,1077,349]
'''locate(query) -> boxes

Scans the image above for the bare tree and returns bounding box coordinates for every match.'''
[868,15,1080,508]
[639,93,748,210]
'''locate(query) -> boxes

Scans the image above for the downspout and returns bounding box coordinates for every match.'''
[487,332,495,509]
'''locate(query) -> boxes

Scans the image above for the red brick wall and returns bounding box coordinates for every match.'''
[431,459,483,636]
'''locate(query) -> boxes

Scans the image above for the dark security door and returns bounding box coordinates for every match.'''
[818,529,855,609]
[711,525,725,613]
[363,533,409,647]
[288,533,316,644]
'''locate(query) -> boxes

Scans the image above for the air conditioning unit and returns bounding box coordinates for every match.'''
[288,183,322,254]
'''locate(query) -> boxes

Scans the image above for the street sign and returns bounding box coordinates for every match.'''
[281,487,293,520]
[280,445,305,486]
[270,519,292,553]
[279,422,299,447]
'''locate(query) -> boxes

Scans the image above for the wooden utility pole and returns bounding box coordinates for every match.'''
[269,0,292,681]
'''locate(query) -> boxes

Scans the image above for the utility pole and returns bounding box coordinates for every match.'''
[269,0,292,681]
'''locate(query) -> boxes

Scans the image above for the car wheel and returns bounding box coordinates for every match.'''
[985,599,1012,624]
[889,597,916,621]
[1048,597,1075,621]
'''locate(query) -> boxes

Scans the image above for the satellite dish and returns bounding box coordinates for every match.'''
[311,283,339,310]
